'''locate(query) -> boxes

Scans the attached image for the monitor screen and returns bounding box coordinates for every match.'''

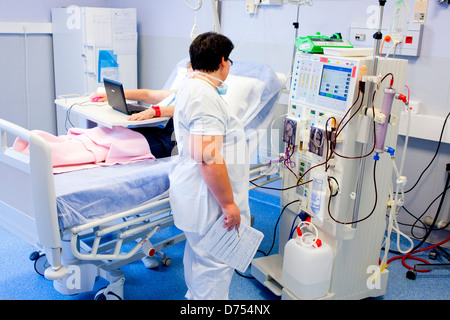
[318,65,353,102]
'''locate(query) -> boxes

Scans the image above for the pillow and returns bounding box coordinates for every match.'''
[169,67,188,90]
[164,57,283,130]
[222,74,265,126]
[169,67,265,126]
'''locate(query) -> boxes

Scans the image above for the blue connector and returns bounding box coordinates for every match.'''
[385,147,395,156]
[299,211,310,222]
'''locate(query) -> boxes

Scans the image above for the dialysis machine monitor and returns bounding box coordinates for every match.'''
[318,65,353,102]
[288,52,364,118]
[283,52,369,224]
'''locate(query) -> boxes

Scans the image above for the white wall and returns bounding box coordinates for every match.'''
[1,0,449,244]
[0,0,110,134]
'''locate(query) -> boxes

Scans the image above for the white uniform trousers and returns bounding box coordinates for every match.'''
[183,231,235,300]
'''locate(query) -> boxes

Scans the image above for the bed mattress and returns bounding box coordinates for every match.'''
[54,157,173,228]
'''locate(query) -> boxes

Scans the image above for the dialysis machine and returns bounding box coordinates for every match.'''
[252,51,408,300]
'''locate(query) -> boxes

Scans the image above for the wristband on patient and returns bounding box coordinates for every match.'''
[151,105,161,117]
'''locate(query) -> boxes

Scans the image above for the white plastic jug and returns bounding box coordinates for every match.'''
[282,234,334,299]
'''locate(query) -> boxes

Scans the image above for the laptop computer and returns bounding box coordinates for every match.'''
[103,78,147,115]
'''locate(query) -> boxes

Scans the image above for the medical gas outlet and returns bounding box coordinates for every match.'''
[246,0,282,13]
[245,0,257,13]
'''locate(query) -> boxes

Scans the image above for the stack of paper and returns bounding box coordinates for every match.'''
[198,214,264,273]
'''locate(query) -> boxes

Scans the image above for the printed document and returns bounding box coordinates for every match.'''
[198,214,264,273]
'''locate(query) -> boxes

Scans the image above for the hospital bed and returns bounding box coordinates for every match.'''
[0,60,285,300]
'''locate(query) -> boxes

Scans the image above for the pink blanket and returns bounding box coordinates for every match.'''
[13,126,155,173]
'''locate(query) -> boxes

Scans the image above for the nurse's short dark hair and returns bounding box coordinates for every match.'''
[189,32,234,73]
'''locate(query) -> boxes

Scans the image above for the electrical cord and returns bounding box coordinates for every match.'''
[264,199,300,257]
[65,103,77,130]
[64,96,105,131]
[327,160,378,225]
[409,164,450,252]
[234,199,300,280]
[386,112,450,252]
[401,185,450,240]
[404,112,450,194]
[385,165,449,259]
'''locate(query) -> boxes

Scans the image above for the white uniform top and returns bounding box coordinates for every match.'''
[169,78,250,235]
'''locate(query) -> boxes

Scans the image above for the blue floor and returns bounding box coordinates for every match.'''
[0,190,449,301]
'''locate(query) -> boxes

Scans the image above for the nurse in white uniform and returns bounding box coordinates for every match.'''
[169,32,250,300]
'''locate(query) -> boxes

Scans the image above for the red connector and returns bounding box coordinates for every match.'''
[395,94,408,103]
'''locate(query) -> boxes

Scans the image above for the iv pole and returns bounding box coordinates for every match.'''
[351,0,387,227]
[289,1,313,88]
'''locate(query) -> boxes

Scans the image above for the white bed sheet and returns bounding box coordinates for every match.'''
[54,157,172,228]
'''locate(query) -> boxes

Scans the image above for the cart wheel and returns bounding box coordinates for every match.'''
[94,287,122,300]
[162,257,171,266]
[29,251,40,261]
[406,269,417,280]
[33,254,50,276]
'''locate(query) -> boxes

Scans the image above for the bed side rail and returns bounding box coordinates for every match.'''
[70,198,172,261]
[0,118,64,279]
[0,119,31,171]
[0,119,36,244]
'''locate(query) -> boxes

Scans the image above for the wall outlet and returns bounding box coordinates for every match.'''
[255,0,283,5]
[405,100,421,114]
[246,0,256,13]
[413,0,428,23]
[350,22,424,57]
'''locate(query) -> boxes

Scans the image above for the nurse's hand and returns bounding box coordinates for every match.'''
[222,203,241,232]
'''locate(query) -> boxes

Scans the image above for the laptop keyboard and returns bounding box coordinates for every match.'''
[127,103,147,114]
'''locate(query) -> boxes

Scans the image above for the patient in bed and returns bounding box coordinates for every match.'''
[13,87,179,175]
[90,88,177,159]
[90,63,194,158]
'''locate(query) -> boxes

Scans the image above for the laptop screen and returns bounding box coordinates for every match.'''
[103,78,128,113]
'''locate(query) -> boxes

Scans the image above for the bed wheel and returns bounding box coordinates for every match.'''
[30,252,50,276]
[162,257,171,266]
[29,251,40,261]
[95,287,123,300]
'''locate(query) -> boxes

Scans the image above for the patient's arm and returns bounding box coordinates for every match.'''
[127,105,175,121]
[90,89,176,104]
[90,88,176,121]
[125,89,176,105]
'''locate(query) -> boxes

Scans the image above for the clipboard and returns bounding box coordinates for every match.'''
[198,214,264,273]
